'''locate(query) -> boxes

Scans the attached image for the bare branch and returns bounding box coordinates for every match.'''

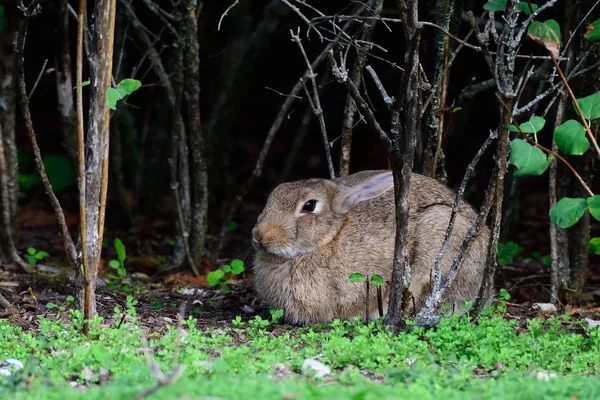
[15,0,78,267]
[328,51,392,151]
[218,0,240,31]
[365,65,393,107]
[291,28,335,178]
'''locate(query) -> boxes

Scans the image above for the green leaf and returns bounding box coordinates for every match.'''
[105,274,120,281]
[0,6,4,34]
[106,79,142,111]
[587,195,600,221]
[498,288,511,301]
[541,255,551,266]
[223,265,232,273]
[109,260,121,270]
[19,174,39,191]
[549,197,588,228]
[44,155,75,192]
[231,259,245,274]
[106,87,122,111]
[46,302,57,309]
[34,251,49,260]
[528,20,561,58]
[114,238,126,264]
[348,272,365,283]
[27,247,36,255]
[66,295,75,302]
[575,91,600,121]
[585,18,600,43]
[507,115,545,134]
[28,255,37,265]
[589,237,600,255]
[483,0,506,11]
[369,274,385,286]
[228,221,238,232]
[554,120,590,155]
[207,270,225,286]
[117,78,142,96]
[516,2,537,15]
[510,139,553,176]
[497,241,523,266]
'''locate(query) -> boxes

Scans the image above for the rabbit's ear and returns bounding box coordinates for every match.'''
[332,172,393,213]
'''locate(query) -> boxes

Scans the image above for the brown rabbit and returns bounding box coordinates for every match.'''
[251,170,490,324]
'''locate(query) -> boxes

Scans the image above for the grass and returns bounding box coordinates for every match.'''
[1,301,600,399]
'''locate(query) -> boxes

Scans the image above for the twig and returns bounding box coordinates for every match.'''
[168,160,200,276]
[365,65,393,107]
[328,51,391,151]
[15,0,78,267]
[434,130,497,288]
[135,335,186,399]
[291,28,335,178]
[416,129,498,319]
[218,0,239,31]
[141,0,179,38]
[27,58,47,101]
[280,0,324,41]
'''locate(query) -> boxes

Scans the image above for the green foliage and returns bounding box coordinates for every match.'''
[106,79,142,110]
[509,139,553,176]
[497,288,511,301]
[575,91,600,120]
[588,237,600,255]
[232,316,244,327]
[26,247,49,265]
[0,6,3,33]
[2,309,600,399]
[19,155,75,193]
[483,0,538,15]
[507,115,545,135]
[585,18,600,42]
[554,120,589,155]
[269,309,284,323]
[587,195,600,221]
[348,272,365,283]
[106,238,130,290]
[549,197,588,228]
[527,19,561,57]
[208,259,245,289]
[227,221,238,232]
[369,274,385,286]
[497,241,523,266]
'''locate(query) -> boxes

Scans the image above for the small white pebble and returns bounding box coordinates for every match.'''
[584,318,600,330]
[535,371,557,381]
[301,359,331,378]
[532,303,557,314]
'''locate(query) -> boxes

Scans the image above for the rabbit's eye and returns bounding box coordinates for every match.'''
[301,199,318,213]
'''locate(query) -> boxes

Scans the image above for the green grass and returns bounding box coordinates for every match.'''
[1,304,600,399]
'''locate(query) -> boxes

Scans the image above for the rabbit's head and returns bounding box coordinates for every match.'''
[252,172,393,259]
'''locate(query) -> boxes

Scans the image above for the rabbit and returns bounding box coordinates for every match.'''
[251,170,490,324]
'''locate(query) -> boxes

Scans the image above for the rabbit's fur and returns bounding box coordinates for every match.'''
[251,170,490,324]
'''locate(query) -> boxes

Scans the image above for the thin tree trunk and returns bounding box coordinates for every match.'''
[82,0,118,326]
[182,0,208,273]
[0,1,21,266]
[385,0,421,333]
[422,0,454,178]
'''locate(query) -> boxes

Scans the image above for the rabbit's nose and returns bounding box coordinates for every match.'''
[251,227,263,250]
